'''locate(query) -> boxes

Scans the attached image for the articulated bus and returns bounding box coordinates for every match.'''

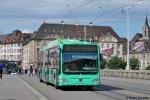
[38,39,101,89]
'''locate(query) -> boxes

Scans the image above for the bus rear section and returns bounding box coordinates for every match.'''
[58,44,100,88]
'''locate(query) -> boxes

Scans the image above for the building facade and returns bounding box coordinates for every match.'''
[0,43,22,62]
[130,14,150,70]
[0,30,33,72]
[35,23,126,60]
[99,33,124,58]
[0,30,23,65]
[22,40,37,70]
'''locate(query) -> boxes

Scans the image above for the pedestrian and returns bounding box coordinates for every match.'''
[29,64,33,76]
[25,66,28,75]
[0,67,3,79]
[0,63,4,79]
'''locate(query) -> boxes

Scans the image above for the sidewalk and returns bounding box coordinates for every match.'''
[0,75,38,100]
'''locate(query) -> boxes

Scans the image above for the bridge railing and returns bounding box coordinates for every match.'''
[100,70,150,80]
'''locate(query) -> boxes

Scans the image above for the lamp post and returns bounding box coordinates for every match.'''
[84,25,87,42]
[84,22,93,42]
[125,1,143,70]
[126,7,130,70]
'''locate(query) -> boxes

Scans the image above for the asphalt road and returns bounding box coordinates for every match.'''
[18,75,150,100]
[0,75,38,100]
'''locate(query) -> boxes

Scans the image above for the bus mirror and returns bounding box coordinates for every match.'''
[100,53,103,61]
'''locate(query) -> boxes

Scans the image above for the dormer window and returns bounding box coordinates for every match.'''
[61,30,63,34]
[52,29,56,33]
[44,29,46,32]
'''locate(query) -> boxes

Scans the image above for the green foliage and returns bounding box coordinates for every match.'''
[145,65,150,70]
[129,57,139,70]
[100,59,107,69]
[108,56,126,69]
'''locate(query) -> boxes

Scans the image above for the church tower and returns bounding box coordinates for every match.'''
[143,13,150,40]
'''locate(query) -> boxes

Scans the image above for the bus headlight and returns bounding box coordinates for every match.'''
[59,77,68,83]
[92,78,99,84]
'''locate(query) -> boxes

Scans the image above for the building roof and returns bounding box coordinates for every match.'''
[21,33,33,45]
[35,23,121,42]
[5,30,22,43]
[131,33,143,43]
[3,29,33,44]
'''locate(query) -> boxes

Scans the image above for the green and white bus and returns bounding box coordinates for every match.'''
[38,39,101,89]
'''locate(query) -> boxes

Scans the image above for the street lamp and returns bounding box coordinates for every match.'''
[84,25,87,42]
[126,7,130,70]
[84,22,93,42]
[61,20,64,25]
[125,1,143,70]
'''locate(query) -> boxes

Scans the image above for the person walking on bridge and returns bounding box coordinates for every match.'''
[0,63,5,79]
[29,64,33,76]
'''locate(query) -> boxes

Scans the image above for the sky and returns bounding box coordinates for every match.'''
[0,0,150,39]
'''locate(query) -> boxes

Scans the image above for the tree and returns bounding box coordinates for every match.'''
[129,57,139,70]
[100,59,107,69]
[108,56,126,69]
[145,65,150,70]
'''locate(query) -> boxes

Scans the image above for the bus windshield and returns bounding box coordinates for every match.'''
[63,52,98,74]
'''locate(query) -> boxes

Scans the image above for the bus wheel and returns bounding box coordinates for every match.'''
[54,79,59,89]
[54,84,59,89]
[46,82,50,85]
[46,75,49,85]
[40,79,43,82]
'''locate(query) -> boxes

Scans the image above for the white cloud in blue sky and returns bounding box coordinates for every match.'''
[0,0,150,38]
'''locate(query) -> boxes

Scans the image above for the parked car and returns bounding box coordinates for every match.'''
[11,71,17,75]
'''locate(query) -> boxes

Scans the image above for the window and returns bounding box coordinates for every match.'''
[78,37,81,40]
[61,30,63,34]
[118,44,120,48]
[63,52,98,74]
[48,47,60,69]
[17,49,21,53]
[17,55,21,60]
[117,51,120,55]
[101,43,104,48]
[112,44,115,48]
[106,36,112,41]
[107,44,109,48]
[44,41,47,46]
[37,42,40,46]
[44,50,49,65]
[52,29,55,33]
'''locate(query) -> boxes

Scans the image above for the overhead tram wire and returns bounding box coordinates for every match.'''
[63,0,95,22]
[31,0,95,24]
[31,0,66,6]
[92,0,143,23]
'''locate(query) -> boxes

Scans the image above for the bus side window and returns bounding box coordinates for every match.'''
[48,50,50,65]
[100,53,103,61]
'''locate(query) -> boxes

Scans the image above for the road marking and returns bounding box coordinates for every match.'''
[16,76,48,100]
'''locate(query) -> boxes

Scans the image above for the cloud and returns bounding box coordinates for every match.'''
[0,0,150,35]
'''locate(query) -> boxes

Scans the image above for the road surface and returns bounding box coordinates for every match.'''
[0,75,38,100]
[18,75,150,100]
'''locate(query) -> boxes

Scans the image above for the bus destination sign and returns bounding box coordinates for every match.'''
[63,45,97,51]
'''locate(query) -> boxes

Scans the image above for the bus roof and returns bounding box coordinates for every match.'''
[39,39,97,52]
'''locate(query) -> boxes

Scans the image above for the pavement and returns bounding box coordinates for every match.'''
[0,75,39,100]
[1,74,150,100]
